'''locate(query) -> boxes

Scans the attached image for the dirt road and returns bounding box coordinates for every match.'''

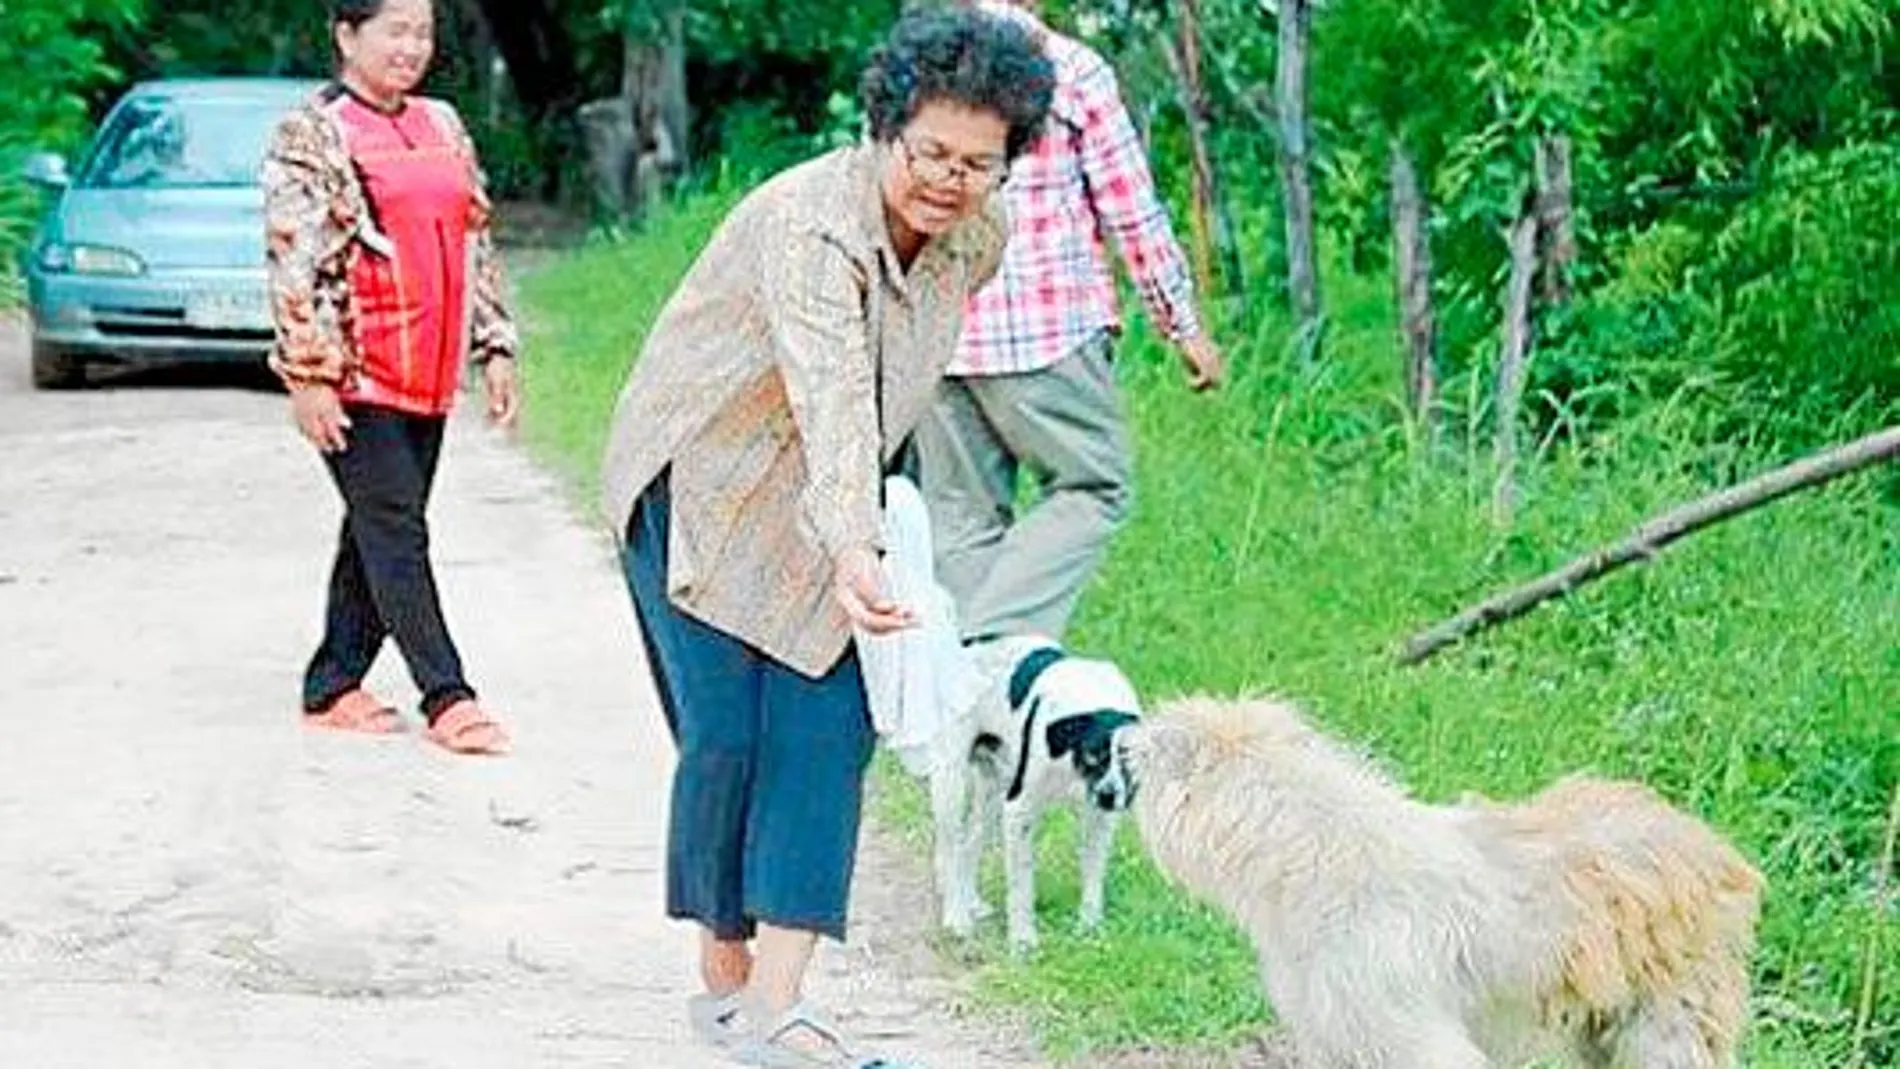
[0,322,1043,1068]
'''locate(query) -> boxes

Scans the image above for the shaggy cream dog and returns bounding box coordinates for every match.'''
[1126,695,1763,1069]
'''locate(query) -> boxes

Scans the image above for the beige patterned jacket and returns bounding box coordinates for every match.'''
[601,144,1007,678]
[260,89,517,387]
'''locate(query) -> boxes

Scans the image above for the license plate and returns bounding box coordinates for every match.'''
[186,289,271,331]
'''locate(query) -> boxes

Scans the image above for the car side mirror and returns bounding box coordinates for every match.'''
[21,152,70,190]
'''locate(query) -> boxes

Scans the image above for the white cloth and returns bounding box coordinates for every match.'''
[856,475,984,777]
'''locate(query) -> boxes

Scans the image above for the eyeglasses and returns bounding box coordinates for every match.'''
[896,136,1008,191]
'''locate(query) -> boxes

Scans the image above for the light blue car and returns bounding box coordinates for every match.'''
[20,77,321,389]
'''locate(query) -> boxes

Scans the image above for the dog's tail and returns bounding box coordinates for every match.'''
[1523,778,1762,1065]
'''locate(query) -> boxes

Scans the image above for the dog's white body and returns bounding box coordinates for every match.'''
[1128,696,1762,1069]
[929,635,1142,953]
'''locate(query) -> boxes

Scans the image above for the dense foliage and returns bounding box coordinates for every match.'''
[0,0,139,301]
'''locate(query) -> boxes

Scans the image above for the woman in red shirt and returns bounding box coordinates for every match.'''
[262,0,515,755]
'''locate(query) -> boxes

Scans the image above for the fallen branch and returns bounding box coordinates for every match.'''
[1399,425,1900,665]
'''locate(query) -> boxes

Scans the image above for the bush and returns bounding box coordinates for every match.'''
[1541,142,1900,452]
[514,192,1898,1066]
[0,0,139,305]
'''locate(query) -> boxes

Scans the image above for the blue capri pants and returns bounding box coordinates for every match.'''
[621,473,875,941]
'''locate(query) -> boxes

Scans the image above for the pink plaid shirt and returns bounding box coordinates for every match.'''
[951,3,1202,377]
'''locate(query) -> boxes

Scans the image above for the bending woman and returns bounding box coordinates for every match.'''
[599,8,1053,1065]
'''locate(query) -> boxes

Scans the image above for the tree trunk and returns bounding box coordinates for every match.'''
[1535,135,1576,305]
[578,97,635,216]
[1389,140,1436,438]
[1493,207,1539,525]
[647,1,688,179]
[620,9,687,218]
[1276,0,1322,361]
[584,2,688,220]
[1400,425,1900,665]
[1162,0,1240,296]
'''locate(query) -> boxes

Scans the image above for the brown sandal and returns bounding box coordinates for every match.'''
[304,689,404,734]
[425,700,510,756]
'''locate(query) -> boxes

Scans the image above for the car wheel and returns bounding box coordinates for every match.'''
[30,340,86,390]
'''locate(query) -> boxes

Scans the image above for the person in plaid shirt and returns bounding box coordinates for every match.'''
[918,0,1225,643]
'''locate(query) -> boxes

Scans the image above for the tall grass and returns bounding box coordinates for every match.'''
[516,195,1898,1069]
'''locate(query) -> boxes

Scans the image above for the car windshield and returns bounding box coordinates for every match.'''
[79,94,288,190]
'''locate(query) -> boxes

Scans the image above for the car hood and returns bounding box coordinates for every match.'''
[50,186,265,271]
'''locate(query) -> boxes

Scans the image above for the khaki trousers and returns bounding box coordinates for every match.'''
[914,333,1132,641]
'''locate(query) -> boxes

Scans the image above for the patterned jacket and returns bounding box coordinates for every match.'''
[261,87,517,393]
[600,144,1007,678]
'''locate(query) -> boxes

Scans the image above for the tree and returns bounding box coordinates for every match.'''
[1160,0,1242,295]
[582,0,688,219]
[1273,0,1322,361]
[1311,0,1472,425]
[1534,134,1574,304]
[1388,142,1436,435]
[471,0,585,196]
[1492,200,1538,525]
[1,0,141,299]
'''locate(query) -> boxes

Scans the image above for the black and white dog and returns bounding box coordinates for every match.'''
[930,634,1144,954]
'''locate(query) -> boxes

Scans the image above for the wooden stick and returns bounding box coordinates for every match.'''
[1493,209,1539,526]
[1275,0,1322,355]
[1535,135,1576,305]
[1851,779,1899,1067]
[1389,140,1437,437]
[1400,425,1900,665]
[1167,0,1217,297]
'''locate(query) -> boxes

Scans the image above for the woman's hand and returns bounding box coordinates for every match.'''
[834,544,915,635]
[290,383,351,453]
[483,356,521,428]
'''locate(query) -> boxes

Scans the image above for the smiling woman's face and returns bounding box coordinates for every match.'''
[881,99,1010,250]
[337,0,436,104]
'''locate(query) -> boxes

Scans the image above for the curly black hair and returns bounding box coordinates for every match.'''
[328,0,390,29]
[859,6,1055,161]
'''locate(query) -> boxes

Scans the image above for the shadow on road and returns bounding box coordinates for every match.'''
[74,361,283,394]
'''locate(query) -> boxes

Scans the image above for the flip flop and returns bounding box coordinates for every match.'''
[689,990,746,1049]
[733,1001,913,1068]
[304,688,404,735]
[425,700,511,756]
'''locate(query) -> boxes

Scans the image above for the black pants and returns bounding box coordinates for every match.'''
[302,404,474,722]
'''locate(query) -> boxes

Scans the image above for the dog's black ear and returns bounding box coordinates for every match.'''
[1008,646,1067,709]
[1046,710,1135,759]
[1045,714,1091,759]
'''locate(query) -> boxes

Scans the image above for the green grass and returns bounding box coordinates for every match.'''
[515,193,1899,1069]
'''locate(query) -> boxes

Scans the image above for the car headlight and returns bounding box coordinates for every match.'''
[37,243,146,277]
